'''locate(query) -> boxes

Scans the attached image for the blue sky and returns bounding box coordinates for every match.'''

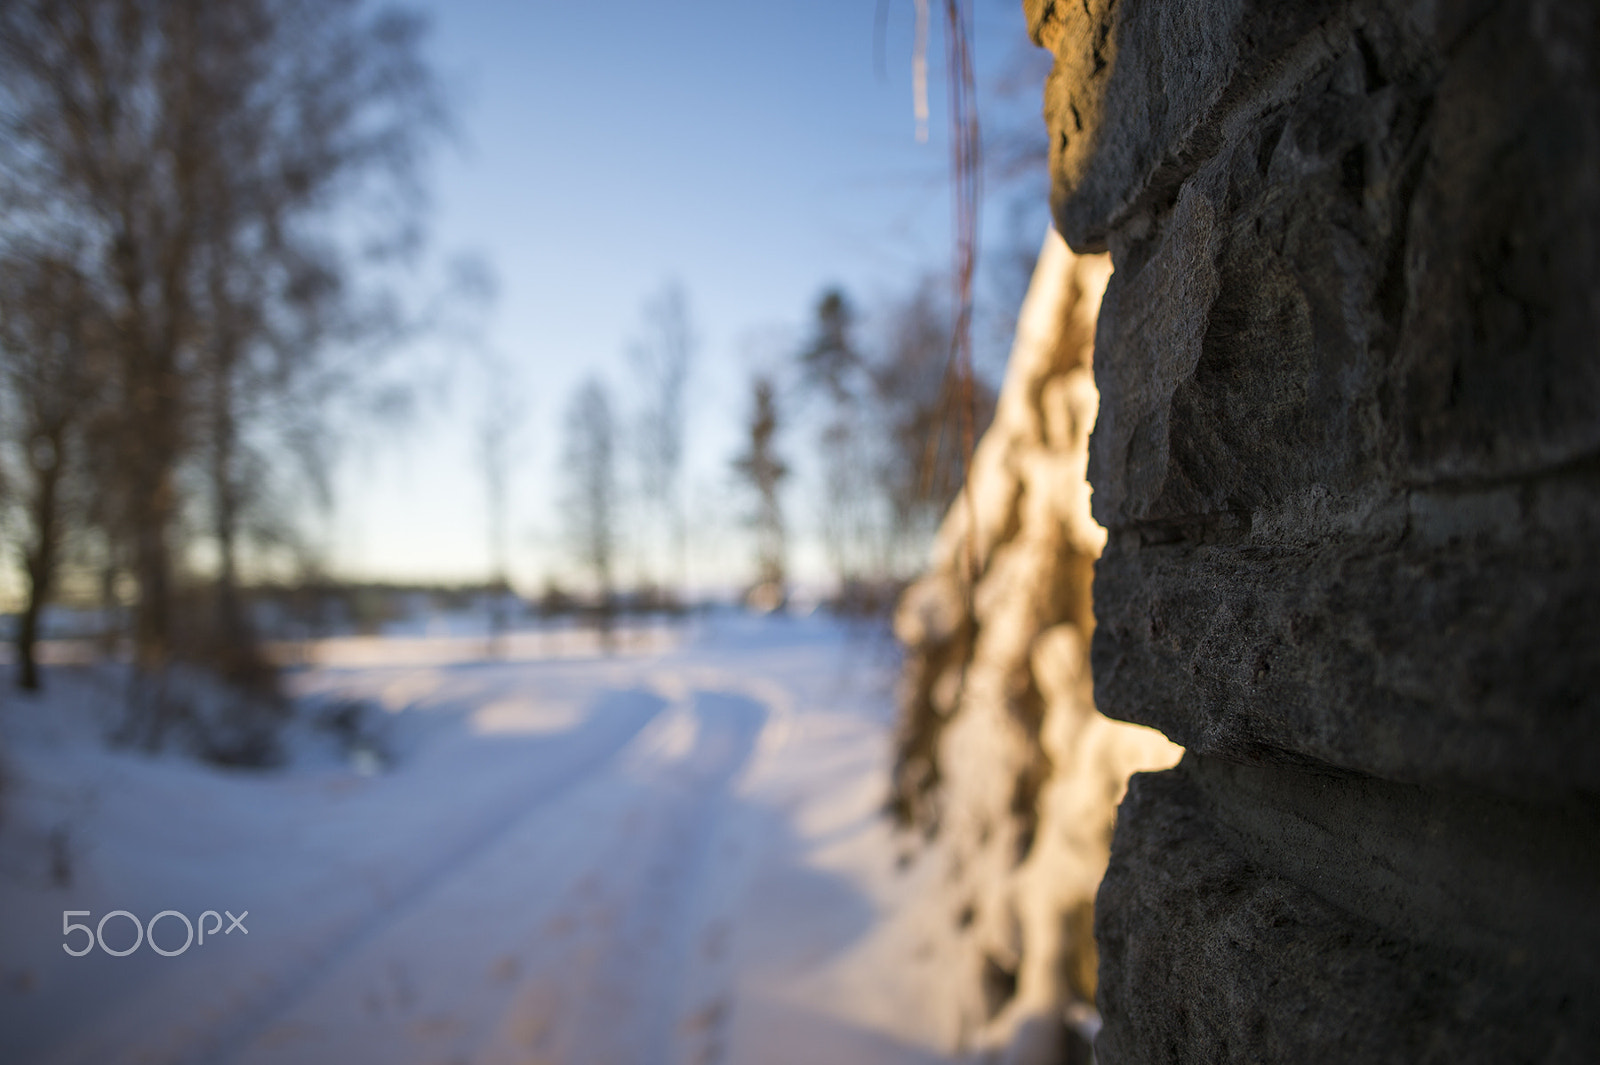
[327,0,1051,592]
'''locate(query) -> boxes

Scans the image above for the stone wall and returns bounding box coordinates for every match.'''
[891,230,1179,1062]
[1022,0,1600,1059]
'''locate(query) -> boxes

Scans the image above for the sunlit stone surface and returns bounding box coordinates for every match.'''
[892,230,1180,1062]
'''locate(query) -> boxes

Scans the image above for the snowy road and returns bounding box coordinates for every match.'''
[0,615,961,1064]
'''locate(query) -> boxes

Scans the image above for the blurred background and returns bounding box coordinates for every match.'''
[0,0,1058,657]
[0,2,1078,1062]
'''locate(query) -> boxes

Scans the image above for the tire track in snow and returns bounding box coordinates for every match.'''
[482,688,770,1065]
[175,687,670,1065]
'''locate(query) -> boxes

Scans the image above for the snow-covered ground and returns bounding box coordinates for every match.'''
[0,613,965,1065]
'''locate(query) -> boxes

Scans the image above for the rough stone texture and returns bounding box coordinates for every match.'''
[1024,0,1600,1058]
[1027,0,1345,252]
[1097,761,1600,1065]
[891,230,1179,1061]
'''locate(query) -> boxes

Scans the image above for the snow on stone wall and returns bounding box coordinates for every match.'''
[890,228,1179,1062]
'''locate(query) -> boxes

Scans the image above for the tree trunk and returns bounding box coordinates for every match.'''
[127,460,178,749]
[15,431,64,692]
[97,545,120,658]
[211,355,244,654]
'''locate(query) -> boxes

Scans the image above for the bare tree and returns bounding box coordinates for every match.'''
[872,276,996,571]
[815,414,886,593]
[477,353,522,656]
[793,280,998,604]
[561,377,619,646]
[730,373,789,605]
[797,287,884,596]
[186,0,440,683]
[627,282,694,604]
[0,0,443,740]
[0,253,105,690]
[798,289,863,404]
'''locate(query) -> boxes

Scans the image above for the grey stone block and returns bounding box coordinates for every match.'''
[1095,761,1600,1064]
